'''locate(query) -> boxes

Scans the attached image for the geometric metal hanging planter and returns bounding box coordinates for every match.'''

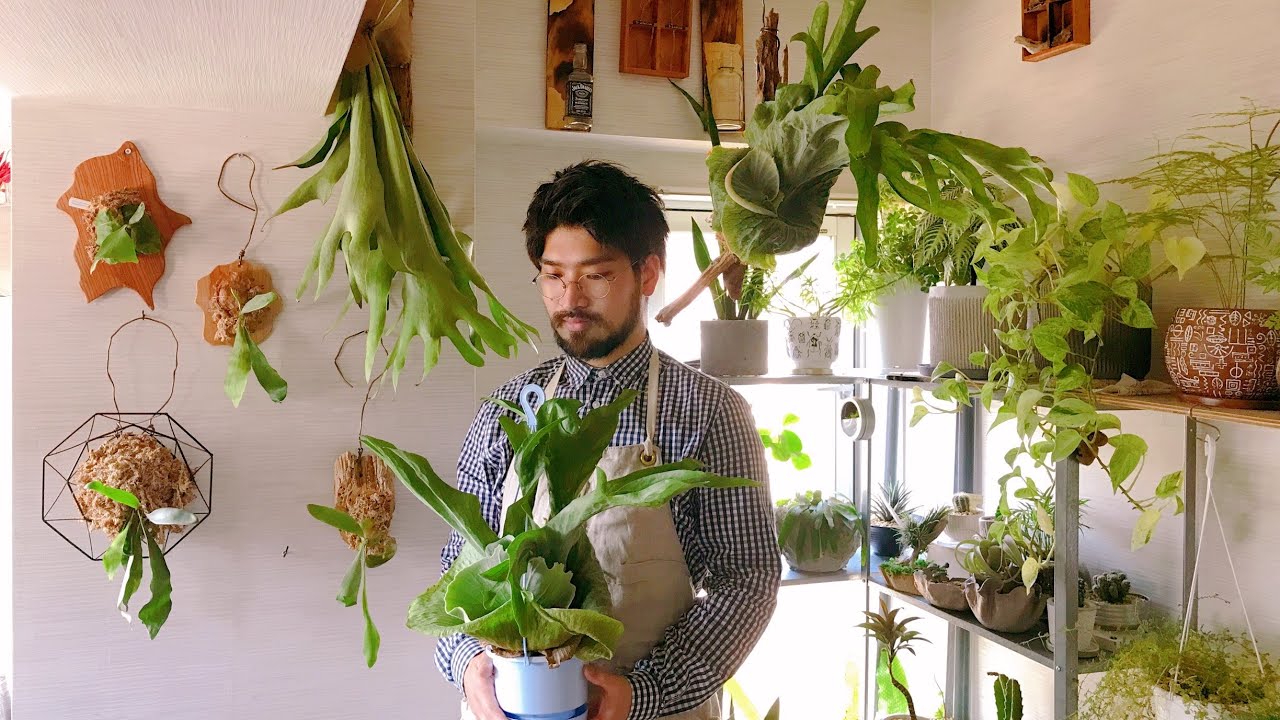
[40,314,213,561]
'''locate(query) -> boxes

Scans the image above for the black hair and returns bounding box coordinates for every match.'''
[523,160,668,268]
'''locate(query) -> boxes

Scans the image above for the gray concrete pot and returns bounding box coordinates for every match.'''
[700,320,768,376]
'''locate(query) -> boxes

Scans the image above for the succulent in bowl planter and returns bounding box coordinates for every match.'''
[359,389,753,717]
[914,561,968,612]
[896,505,950,562]
[957,517,1052,633]
[870,475,916,558]
[774,490,861,573]
[880,557,929,595]
[1091,570,1148,630]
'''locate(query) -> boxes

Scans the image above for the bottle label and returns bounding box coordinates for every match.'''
[567,80,593,118]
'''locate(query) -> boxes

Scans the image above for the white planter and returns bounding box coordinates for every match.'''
[783,316,841,374]
[869,280,929,369]
[1047,598,1099,655]
[488,652,588,720]
[943,512,982,543]
[926,285,999,376]
[1093,594,1147,630]
[700,320,768,376]
[1152,685,1226,720]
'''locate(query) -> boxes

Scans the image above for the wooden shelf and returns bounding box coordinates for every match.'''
[1019,0,1089,62]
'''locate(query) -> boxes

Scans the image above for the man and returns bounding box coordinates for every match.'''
[438,161,780,720]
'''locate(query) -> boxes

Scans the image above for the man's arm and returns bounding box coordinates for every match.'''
[434,398,512,690]
[626,389,780,720]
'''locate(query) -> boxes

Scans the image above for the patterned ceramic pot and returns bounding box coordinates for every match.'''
[1164,307,1280,407]
[783,316,841,374]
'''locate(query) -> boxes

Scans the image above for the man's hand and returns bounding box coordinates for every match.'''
[584,665,634,720]
[463,652,505,720]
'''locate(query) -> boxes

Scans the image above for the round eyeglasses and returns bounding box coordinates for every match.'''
[532,272,619,300]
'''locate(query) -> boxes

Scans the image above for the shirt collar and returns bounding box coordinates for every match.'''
[561,336,654,391]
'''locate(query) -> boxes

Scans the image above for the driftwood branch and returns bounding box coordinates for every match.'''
[655,252,743,325]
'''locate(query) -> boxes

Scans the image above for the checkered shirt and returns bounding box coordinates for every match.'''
[436,336,779,720]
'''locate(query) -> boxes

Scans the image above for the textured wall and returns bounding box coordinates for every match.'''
[930,2,1280,718]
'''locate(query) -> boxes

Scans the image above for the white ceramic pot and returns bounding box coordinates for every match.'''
[1152,685,1226,720]
[1047,598,1099,654]
[488,652,588,720]
[926,285,999,376]
[943,512,983,543]
[870,280,929,369]
[700,319,768,376]
[783,316,841,374]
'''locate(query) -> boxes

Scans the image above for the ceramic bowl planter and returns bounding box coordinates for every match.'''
[1093,593,1147,630]
[881,569,922,596]
[915,572,969,612]
[964,578,1047,633]
[1046,598,1100,657]
[978,515,998,535]
[1164,307,1280,408]
[783,316,841,374]
[926,285,999,377]
[869,524,902,558]
[1035,284,1154,380]
[489,652,588,720]
[870,280,928,369]
[700,319,768,376]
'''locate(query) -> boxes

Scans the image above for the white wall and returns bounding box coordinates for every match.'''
[931,2,1280,718]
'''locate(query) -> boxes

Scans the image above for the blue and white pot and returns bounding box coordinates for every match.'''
[489,651,588,720]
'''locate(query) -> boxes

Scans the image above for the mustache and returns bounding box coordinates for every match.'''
[553,310,603,325]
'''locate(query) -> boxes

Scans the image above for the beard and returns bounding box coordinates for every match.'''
[552,291,642,361]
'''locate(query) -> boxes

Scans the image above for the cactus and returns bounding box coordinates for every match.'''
[990,673,1023,720]
[1077,576,1088,607]
[952,492,976,513]
[1093,570,1132,604]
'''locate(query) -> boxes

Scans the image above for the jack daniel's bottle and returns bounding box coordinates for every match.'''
[563,43,593,131]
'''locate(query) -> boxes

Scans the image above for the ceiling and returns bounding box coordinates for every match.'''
[0,0,366,113]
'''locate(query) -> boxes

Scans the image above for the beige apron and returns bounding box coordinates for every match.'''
[462,353,718,720]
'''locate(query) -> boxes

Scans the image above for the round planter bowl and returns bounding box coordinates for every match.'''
[783,316,841,374]
[978,515,998,536]
[1093,593,1147,630]
[916,572,969,612]
[1164,307,1280,408]
[964,578,1047,633]
[943,512,983,543]
[881,570,922,596]
[869,524,902,558]
[700,319,769,376]
[488,652,587,720]
[782,548,857,574]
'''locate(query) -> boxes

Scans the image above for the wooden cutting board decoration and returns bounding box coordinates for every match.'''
[56,141,191,309]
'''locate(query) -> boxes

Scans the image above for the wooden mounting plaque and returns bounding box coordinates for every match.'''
[546,0,596,130]
[329,0,415,126]
[56,141,191,309]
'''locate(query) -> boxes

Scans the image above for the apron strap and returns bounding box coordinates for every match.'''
[544,362,565,398]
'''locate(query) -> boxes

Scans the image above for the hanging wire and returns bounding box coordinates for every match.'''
[105,312,179,420]
[216,153,261,263]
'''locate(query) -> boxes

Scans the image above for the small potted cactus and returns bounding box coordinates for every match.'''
[914,561,968,611]
[1046,576,1099,656]
[943,492,983,543]
[1091,571,1147,630]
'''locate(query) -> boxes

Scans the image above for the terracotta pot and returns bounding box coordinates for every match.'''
[1035,283,1154,380]
[783,316,841,374]
[882,570,922,596]
[700,320,768,376]
[915,572,969,611]
[964,578,1047,633]
[1164,307,1280,407]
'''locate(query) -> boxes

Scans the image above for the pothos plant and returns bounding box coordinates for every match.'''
[306,503,397,667]
[914,174,1183,550]
[358,390,753,665]
[91,201,163,272]
[223,291,288,407]
[87,481,196,639]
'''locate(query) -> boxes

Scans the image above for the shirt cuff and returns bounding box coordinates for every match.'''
[627,669,662,720]
[452,636,485,693]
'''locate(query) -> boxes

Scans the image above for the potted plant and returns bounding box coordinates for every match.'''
[360,389,753,719]
[870,475,916,558]
[865,186,933,369]
[1116,102,1280,407]
[859,597,950,720]
[989,672,1023,720]
[879,557,929,595]
[956,515,1051,633]
[879,506,947,594]
[1080,618,1280,720]
[771,255,879,375]
[914,561,968,612]
[774,490,861,573]
[1046,575,1099,657]
[943,492,984,543]
[1091,570,1148,630]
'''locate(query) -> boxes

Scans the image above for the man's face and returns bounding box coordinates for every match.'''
[537,226,659,361]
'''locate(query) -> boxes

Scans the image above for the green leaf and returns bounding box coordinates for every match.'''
[779,429,803,454]
[1021,557,1041,592]
[127,202,147,224]
[1112,276,1139,301]
[1131,508,1162,550]
[245,331,288,403]
[910,405,929,427]
[118,521,145,620]
[1107,433,1148,489]
[239,292,278,316]
[1067,173,1100,208]
[1164,236,1206,280]
[92,226,138,270]
[1016,389,1045,422]
[1032,317,1071,364]
[361,561,380,668]
[1044,397,1097,429]
[146,507,196,526]
[1120,298,1156,329]
[1121,244,1151,280]
[308,504,364,537]
[791,452,812,471]
[102,515,134,580]
[1052,429,1083,463]
[782,412,799,426]
[1155,471,1184,500]
[87,480,140,508]
[1101,201,1128,243]
[224,324,253,407]
[1035,504,1054,535]
[337,547,364,607]
[137,523,174,639]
